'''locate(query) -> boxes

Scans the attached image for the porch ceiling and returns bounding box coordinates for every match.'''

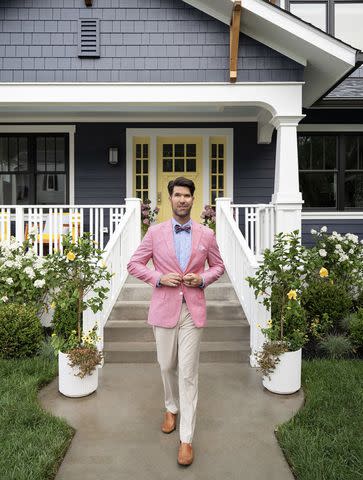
[183,0,359,107]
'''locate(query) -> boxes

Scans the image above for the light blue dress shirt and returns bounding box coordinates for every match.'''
[156,218,205,288]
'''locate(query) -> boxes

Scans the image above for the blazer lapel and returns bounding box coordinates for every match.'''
[162,220,182,273]
[183,220,203,273]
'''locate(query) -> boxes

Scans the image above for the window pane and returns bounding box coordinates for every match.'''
[46,137,56,171]
[290,3,327,31]
[298,136,311,170]
[345,136,358,170]
[186,158,196,172]
[300,172,337,208]
[0,174,30,205]
[163,144,173,157]
[163,159,172,172]
[37,137,46,171]
[186,144,196,157]
[36,174,66,205]
[55,137,65,171]
[311,136,324,169]
[175,144,184,157]
[0,138,8,172]
[335,3,363,50]
[324,136,337,169]
[9,137,18,172]
[345,173,363,208]
[18,137,28,171]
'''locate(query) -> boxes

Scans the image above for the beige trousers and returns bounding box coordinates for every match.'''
[152,301,204,443]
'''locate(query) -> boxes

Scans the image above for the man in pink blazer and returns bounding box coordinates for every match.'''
[127,177,225,466]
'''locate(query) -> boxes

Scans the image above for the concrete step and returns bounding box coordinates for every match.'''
[103,340,250,363]
[125,270,231,285]
[104,319,249,342]
[109,301,246,321]
[118,283,238,302]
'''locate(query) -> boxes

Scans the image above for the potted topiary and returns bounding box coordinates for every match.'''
[247,231,309,394]
[48,232,113,397]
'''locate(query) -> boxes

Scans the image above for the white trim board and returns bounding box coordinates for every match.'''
[298,125,363,132]
[126,128,234,210]
[302,212,363,220]
[0,124,76,205]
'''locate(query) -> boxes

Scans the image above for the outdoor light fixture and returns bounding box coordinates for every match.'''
[108,147,119,165]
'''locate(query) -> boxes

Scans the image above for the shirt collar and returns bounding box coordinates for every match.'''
[172,217,192,228]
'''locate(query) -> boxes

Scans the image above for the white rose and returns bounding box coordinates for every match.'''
[1,296,8,302]
[34,279,45,288]
[6,278,13,285]
[24,266,35,279]
[319,249,327,257]
[310,229,317,235]
[320,226,327,233]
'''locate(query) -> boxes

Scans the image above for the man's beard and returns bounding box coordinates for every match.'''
[173,205,192,217]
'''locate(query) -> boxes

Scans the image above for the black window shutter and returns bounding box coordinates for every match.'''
[78,19,100,58]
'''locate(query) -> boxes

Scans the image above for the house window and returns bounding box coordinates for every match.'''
[210,137,226,206]
[287,0,363,49]
[133,137,150,202]
[298,134,363,210]
[0,134,68,205]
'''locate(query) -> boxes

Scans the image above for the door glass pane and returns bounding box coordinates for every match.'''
[136,176,141,189]
[211,175,217,189]
[136,159,141,174]
[9,137,18,172]
[0,138,8,172]
[218,175,224,189]
[0,174,30,205]
[218,159,224,174]
[186,144,196,157]
[18,137,28,171]
[163,144,173,157]
[211,144,217,158]
[345,173,363,208]
[55,137,65,171]
[163,159,172,172]
[143,176,148,189]
[143,159,148,174]
[175,158,184,172]
[143,144,149,158]
[335,3,363,50]
[212,159,217,174]
[218,144,224,158]
[36,174,66,205]
[37,137,46,171]
[136,144,141,159]
[175,144,184,157]
[186,158,196,172]
[299,172,337,208]
[290,3,327,31]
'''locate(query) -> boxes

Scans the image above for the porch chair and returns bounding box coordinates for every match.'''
[24,212,81,247]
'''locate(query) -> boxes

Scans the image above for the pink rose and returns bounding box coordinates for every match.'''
[143,218,150,225]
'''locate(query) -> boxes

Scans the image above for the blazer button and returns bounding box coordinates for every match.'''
[179,291,183,295]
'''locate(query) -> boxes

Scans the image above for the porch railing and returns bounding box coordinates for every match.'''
[83,198,141,355]
[216,198,270,366]
[231,203,275,259]
[0,204,127,256]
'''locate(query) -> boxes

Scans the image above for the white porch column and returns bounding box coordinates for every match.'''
[270,116,305,235]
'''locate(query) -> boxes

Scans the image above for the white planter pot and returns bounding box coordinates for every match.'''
[58,351,98,398]
[262,348,302,394]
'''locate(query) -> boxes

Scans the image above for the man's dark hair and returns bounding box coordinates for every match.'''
[168,177,195,197]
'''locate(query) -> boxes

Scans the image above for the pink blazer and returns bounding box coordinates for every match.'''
[127,219,225,328]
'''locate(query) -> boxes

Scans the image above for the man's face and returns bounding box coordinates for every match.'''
[169,186,194,218]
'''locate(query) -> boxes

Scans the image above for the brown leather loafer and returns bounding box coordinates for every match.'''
[161,411,177,433]
[177,441,194,466]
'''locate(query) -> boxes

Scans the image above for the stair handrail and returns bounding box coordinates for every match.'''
[83,198,141,353]
[216,198,270,367]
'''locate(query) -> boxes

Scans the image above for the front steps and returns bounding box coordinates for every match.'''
[104,272,250,363]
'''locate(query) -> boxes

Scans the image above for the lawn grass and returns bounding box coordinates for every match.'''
[276,359,363,480]
[0,355,74,480]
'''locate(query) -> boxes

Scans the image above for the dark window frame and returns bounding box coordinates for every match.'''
[286,0,363,36]
[0,133,69,205]
[298,132,363,211]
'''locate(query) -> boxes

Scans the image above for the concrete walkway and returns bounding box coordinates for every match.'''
[38,363,304,480]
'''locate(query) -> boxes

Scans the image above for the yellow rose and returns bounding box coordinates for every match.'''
[67,251,76,261]
[287,289,297,300]
[319,267,329,278]
[101,261,107,269]
[257,323,261,328]
[267,320,272,326]
[50,301,56,309]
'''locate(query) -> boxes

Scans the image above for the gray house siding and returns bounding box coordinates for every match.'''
[302,220,363,246]
[0,0,304,82]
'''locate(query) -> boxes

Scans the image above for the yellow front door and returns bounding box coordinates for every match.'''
[157,137,203,223]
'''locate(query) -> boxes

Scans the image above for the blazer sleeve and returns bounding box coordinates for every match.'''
[202,230,225,287]
[126,227,163,287]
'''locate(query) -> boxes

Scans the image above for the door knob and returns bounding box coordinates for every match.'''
[157,192,162,203]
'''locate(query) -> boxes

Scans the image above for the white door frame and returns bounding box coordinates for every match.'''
[126,128,233,210]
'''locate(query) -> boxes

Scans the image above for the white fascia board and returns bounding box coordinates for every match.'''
[0,82,304,117]
[298,124,363,132]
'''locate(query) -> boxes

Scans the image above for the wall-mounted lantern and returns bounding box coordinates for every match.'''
[108,147,119,165]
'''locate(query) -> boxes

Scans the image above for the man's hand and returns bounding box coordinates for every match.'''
[182,273,203,287]
[160,272,182,287]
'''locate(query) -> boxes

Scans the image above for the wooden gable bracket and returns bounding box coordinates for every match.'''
[230,0,242,83]
[84,0,93,6]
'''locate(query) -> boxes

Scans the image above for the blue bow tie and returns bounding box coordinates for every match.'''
[174,224,191,234]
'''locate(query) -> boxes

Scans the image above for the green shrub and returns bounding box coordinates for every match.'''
[301,279,352,332]
[318,334,353,359]
[348,309,363,350]
[52,292,78,338]
[0,303,43,359]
